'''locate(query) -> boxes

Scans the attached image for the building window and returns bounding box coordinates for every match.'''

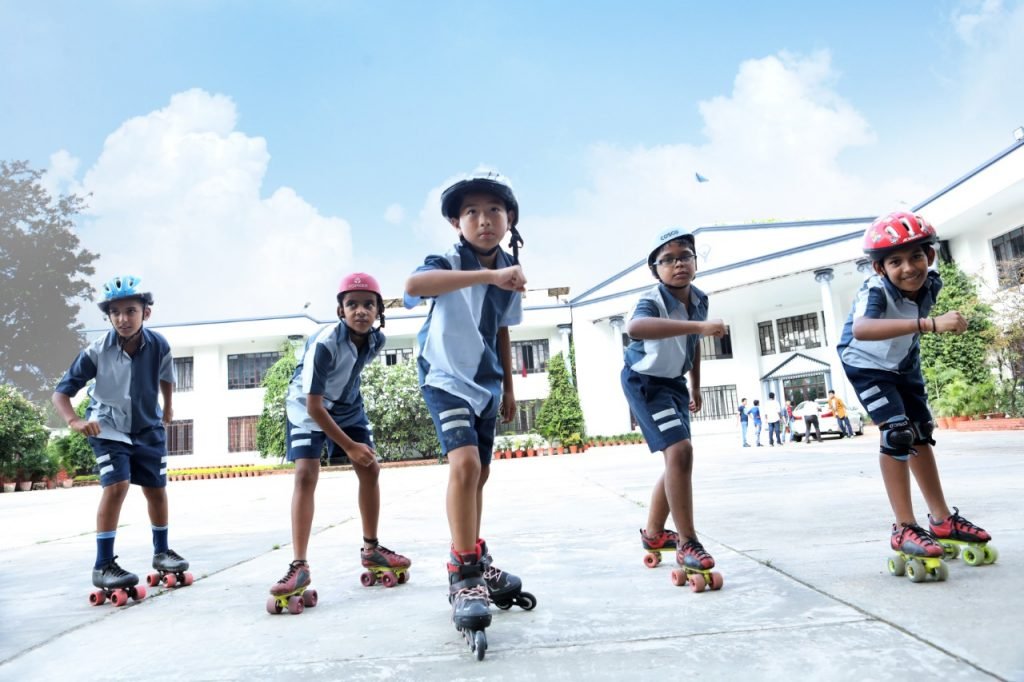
[782,373,827,406]
[691,385,738,422]
[758,321,776,356]
[498,399,542,435]
[510,340,550,375]
[173,357,194,392]
[992,226,1024,287]
[228,415,259,452]
[777,313,822,352]
[167,420,193,455]
[381,348,414,366]
[227,352,281,390]
[700,326,733,360]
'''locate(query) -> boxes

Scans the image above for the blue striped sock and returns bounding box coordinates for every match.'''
[152,525,168,554]
[95,531,116,569]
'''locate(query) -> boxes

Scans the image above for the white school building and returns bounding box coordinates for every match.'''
[146,139,1024,465]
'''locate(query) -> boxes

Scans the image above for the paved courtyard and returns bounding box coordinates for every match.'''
[1,429,1021,681]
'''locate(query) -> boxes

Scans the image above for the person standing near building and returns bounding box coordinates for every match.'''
[763,392,783,446]
[737,398,750,447]
[828,390,853,437]
[800,399,822,442]
[749,399,763,446]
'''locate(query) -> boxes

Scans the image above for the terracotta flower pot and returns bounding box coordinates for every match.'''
[62,479,74,489]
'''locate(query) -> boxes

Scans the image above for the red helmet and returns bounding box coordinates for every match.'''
[863,212,937,258]
[337,272,385,328]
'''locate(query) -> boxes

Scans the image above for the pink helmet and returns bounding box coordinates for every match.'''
[863,212,937,259]
[337,272,385,328]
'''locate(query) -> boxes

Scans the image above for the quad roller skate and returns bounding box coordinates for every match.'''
[360,544,412,588]
[448,548,491,661]
[147,549,194,589]
[89,556,146,607]
[640,527,679,568]
[929,507,997,567]
[669,538,724,593]
[266,560,318,615]
[887,523,948,583]
[479,539,536,611]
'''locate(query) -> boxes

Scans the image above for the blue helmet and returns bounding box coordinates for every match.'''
[97,275,154,314]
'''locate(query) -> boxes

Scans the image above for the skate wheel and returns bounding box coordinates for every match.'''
[906,559,926,583]
[473,630,487,661]
[360,571,376,587]
[266,596,283,615]
[89,590,106,606]
[287,595,304,614]
[935,561,949,582]
[942,543,960,560]
[983,546,998,564]
[163,573,177,588]
[670,569,687,587]
[381,571,397,588]
[643,553,661,568]
[397,570,408,585]
[516,591,537,611]
[495,600,512,610]
[689,573,707,593]
[710,572,724,590]
[147,573,160,587]
[132,585,146,601]
[962,547,982,566]
[182,572,194,586]
[111,589,129,606]
[887,555,906,577]
[302,589,318,608]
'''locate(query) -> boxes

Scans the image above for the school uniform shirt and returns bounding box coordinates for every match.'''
[404,242,522,416]
[285,321,385,432]
[54,328,175,444]
[837,271,942,373]
[623,283,709,380]
[763,399,782,423]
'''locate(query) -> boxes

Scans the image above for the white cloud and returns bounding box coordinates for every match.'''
[383,203,405,225]
[952,0,1004,44]
[41,149,82,199]
[950,0,1024,128]
[74,88,353,325]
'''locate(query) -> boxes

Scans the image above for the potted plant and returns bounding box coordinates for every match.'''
[564,432,584,454]
[1,459,17,493]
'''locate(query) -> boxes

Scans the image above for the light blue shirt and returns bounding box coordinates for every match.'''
[623,283,708,380]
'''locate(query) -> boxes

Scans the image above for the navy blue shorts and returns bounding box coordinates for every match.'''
[89,427,167,488]
[421,385,497,466]
[843,363,931,425]
[621,367,691,453]
[286,421,374,463]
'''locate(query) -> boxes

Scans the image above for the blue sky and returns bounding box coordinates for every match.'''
[2,1,1022,325]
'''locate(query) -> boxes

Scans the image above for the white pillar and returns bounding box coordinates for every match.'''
[813,268,846,399]
[557,323,574,386]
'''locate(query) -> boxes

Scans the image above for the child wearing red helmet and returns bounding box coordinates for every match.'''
[266,272,411,614]
[837,212,995,581]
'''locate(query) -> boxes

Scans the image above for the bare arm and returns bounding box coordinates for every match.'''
[497,327,516,423]
[853,311,967,341]
[160,380,173,424]
[689,343,703,413]
[306,394,376,467]
[51,391,100,437]
[405,265,526,298]
[627,317,725,340]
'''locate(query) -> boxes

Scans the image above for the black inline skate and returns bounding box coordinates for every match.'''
[448,547,491,661]
[479,539,537,611]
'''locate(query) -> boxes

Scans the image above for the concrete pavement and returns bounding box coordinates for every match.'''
[1,429,1021,681]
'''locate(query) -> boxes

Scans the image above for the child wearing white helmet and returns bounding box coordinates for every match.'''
[405,171,534,658]
[52,275,190,605]
[621,229,728,591]
[267,272,411,614]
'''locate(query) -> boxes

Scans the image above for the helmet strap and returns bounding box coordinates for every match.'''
[113,324,144,359]
[508,227,524,266]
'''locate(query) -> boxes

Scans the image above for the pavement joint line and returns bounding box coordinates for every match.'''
[709,535,1007,682]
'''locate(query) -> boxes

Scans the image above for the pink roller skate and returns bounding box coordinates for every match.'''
[640,527,679,568]
[929,507,997,566]
[887,523,947,583]
[267,560,317,614]
[359,544,411,588]
[670,537,723,593]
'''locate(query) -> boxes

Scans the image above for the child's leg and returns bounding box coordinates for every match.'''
[879,454,916,525]
[646,473,671,535]
[907,443,951,521]
[290,458,320,560]
[448,445,482,552]
[353,457,381,542]
[141,485,169,527]
[475,464,490,541]
[662,440,695,538]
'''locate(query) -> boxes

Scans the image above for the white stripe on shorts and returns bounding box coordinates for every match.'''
[440,407,471,420]
[860,385,881,399]
[442,420,471,431]
[100,465,114,476]
[96,454,111,464]
[652,408,676,421]
[292,438,311,448]
[658,419,683,431]
[866,397,890,412]
[159,468,167,477]
[161,456,167,463]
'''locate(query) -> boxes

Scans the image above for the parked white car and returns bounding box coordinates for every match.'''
[792,398,864,441]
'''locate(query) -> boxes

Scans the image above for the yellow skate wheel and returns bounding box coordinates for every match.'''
[962,547,983,566]
[983,545,998,564]
[935,562,949,582]
[888,556,906,577]
[906,559,926,583]
[942,543,960,560]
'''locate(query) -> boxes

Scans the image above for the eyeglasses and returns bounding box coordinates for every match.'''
[655,255,696,267]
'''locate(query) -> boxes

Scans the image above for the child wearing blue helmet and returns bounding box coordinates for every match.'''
[622,229,728,592]
[52,275,189,605]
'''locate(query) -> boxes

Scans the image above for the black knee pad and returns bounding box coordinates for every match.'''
[879,416,916,460]
[913,420,936,446]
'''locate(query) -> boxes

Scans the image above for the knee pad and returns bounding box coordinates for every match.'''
[913,420,936,446]
[879,416,916,460]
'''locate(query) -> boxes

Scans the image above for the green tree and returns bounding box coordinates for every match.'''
[921,259,996,408]
[361,360,440,461]
[988,257,1024,416]
[536,350,586,446]
[0,384,49,481]
[1,160,98,401]
[256,342,300,460]
[51,397,96,475]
